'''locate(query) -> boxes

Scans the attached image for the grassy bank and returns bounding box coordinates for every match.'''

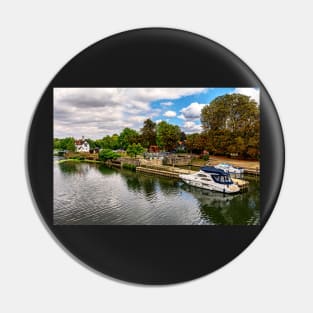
[58,158,102,164]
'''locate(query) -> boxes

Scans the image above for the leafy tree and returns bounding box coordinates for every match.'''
[100,134,121,150]
[86,138,96,149]
[66,139,76,152]
[110,134,120,150]
[54,138,61,150]
[94,139,104,148]
[185,133,205,153]
[180,131,187,141]
[156,121,181,151]
[201,93,259,158]
[56,137,75,151]
[126,143,145,157]
[99,149,120,161]
[140,119,156,148]
[119,128,139,149]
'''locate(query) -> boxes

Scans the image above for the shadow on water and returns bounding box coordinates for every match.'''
[121,169,158,197]
[55,159,260,225]
[58,161,80,174]
[121,168,183,197]
[98,164,116,176]
[181,183,260,225]
[121,169,143,192]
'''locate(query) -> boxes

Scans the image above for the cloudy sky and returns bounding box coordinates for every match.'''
[54,87,259,139]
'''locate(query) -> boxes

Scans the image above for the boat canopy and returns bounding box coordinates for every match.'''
[200,166,228,176]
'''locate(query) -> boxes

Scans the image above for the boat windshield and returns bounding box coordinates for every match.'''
[212,174,233,185]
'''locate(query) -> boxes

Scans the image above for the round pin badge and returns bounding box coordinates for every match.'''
[27,28,284,284]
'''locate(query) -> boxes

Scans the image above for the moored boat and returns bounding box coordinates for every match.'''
[179,166,240,194]
[214,163,244,174]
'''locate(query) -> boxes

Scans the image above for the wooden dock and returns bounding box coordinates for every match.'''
[136,166,180,178]
[137,165,249,191]
[232,178,249,191]
[136,165,194,178]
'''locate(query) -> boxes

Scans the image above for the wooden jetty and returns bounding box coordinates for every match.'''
[137,165,249,191]
[136,165,194,178]
[137,166,180,178]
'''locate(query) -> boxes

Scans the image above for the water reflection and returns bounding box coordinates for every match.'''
[58,161,80,175]
[181,184,259,225]
[54,158,260,225]
[98,164,116,176]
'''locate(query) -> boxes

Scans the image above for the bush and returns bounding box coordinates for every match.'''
[202,155,209,161]
[99,149,120,161]
[122,163,136,171]
[126,143,145,158]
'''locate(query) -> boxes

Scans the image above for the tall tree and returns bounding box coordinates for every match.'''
[185,133,205,153]
[86,138,95,149]
[99,149,120,161]
[126,143,145,157]
[156,121,181,151]
[140,119,156,148]
[57,137,75,151]
[201,93,259,158]
[119,128,139,149]
[101,134,121,150]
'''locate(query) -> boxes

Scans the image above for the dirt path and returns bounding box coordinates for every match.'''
[192,156,259,170]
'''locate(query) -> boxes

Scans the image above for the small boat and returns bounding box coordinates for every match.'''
[214,163,244,174]
[179,166,240,194]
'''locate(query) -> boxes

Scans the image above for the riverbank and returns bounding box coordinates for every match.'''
[190,156,260,175]
[54,160,260,225]
[57,158,102,164]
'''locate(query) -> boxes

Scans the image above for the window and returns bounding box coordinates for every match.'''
[212,175,232,185]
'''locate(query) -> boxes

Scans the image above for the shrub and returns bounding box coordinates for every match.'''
[99,149,120,161]
[122,163,136,171]
[202,155,209,161]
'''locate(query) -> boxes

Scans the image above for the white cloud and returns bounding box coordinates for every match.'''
[233,88,259,104]
[54,88,207,138]
[177,114,186,120]
[180,102,206,120]
[160,101,174,106]
[163,110,177,117]
[128,88,207,103]
[181,121,202,133]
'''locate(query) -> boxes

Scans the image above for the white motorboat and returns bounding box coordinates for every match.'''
[214,163,244,174]
[179,166,240,194]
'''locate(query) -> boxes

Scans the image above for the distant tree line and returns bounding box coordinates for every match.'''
[53,93,260,159]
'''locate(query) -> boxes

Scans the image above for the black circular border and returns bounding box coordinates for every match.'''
[27,28,284,284]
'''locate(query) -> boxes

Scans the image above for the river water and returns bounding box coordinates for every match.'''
[54,157,260,225]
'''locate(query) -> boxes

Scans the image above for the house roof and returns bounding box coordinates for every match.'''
[75,139,88,145]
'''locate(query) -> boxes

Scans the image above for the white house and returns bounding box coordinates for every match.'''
[75,136,90,152]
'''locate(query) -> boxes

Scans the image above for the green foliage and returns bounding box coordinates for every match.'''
[122,163,136,171]
[94,139,103,148]
[202,154,209,161]
[53,138,61,150]
[98,149,120,161]
[99,134,120,149]
[185,133,205,153]
[140,119,156,148]
[126,143,144,158]
[86,138,96,149]
[156,121,181,151]
[53,137,75,152]
[119,128,139,149]
[180,131,187,141]
[201,93,260,159]
[54,93,259,161]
